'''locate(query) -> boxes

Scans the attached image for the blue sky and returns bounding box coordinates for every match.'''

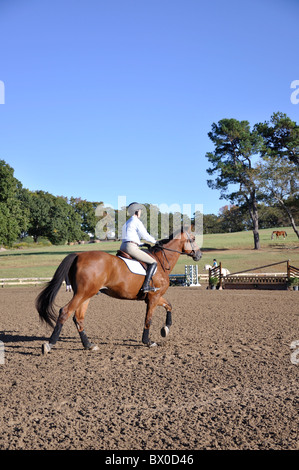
[0,0,298,215]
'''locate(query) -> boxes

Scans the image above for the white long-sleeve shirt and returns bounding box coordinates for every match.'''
[122,215,156,245]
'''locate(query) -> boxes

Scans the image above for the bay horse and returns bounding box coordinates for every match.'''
[36,227,202,354]
[271,230,287,240]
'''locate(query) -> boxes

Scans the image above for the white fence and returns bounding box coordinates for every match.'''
[169,270,208,286]
[0,277,51,287]
[1,273,210,288]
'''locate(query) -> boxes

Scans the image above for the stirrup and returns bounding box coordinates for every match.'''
[141,285,159,293]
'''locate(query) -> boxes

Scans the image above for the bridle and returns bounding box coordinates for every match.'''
[156,232,197,256]
[151,232,198,271]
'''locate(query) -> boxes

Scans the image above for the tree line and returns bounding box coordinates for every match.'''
[0,111,298,248]
[0,160,102,246]
[206,112,298,248]
[203,203,298,235]
[0,161,199,246]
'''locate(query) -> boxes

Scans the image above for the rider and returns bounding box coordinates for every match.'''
[120,202,158,293]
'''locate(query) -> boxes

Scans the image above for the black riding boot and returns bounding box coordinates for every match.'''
[141,262,158,293]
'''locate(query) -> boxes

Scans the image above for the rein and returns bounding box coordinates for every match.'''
[156,245,194,256]
[151,233,197,271]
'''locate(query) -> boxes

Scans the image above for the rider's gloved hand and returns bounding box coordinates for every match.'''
[140,243,152,249]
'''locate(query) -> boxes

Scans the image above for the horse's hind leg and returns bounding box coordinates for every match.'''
[42,313,64,354]
[73,299,99,351]
[43,294,87,354]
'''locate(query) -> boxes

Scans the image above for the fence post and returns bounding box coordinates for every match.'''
[219,262,223,289]
[185,265,189,286]
[287,260,290,279]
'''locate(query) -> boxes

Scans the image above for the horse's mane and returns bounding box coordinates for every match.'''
[159,227,186,244]
[150,226,189,253]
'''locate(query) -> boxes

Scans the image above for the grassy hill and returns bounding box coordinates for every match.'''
[196,226,299,275]
[0,227,298,279]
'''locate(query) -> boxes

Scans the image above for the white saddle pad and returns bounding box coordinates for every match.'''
[118,257,147,275]
[118,257,157,276]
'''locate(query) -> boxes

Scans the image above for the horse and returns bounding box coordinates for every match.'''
[204,264,230,276]
[204,264,213,271]
[271,230,287,240]
[36,227,202,354]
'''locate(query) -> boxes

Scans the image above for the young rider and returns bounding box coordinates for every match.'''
[120,202,158,293]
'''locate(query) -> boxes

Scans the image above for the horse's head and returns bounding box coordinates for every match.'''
[181,229,202,261]
[204,264,212,270]
[154,227,202,262]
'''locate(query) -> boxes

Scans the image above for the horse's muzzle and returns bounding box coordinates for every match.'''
[192,250,202,262]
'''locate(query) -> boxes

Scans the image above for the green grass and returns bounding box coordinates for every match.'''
[201,226,298,250]
[0,227,298,279]
[194,226,299,275]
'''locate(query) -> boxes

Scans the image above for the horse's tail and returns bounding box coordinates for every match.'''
[36,253,77,328]
[271,231,274,239]
[285,231,287,237]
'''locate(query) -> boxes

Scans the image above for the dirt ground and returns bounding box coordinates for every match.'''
[0,286,298,450]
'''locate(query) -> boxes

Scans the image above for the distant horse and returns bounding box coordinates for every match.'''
[36,228,202,354]
[204,264,230,276]
[271,231,287,240]
[204,264,214,271]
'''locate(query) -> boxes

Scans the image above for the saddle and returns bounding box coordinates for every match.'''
[116,250,158,294]
[116,250,148,271]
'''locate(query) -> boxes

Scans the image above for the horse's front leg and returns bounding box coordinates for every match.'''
[158,296,172,338]
[142,295,160,347]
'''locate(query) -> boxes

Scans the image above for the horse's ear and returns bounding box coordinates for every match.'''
[184,225,193,234]
[181,225,192,234]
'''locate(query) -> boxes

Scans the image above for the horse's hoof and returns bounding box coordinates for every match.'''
[42,342,52,355]
[148,341,157,348]
[85,343,99,351]
[161,326,170,338]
